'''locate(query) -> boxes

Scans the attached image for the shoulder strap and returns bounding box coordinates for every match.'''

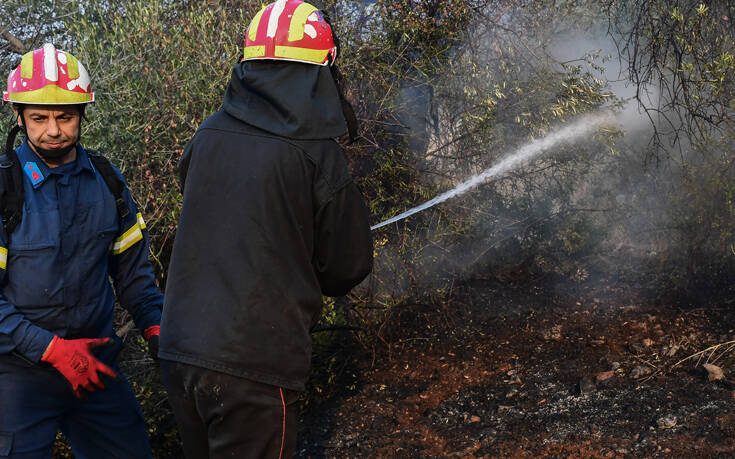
[0,125,25,235]
[88,152,130,222]
[0,140,131,236]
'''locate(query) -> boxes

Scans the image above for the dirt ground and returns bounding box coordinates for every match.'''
[296,275,735,458]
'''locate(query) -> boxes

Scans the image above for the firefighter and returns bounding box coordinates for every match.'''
[158,0,373,456]
[0,44,162,458]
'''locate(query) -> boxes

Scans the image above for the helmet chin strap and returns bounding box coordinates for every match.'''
[27,139,76,160]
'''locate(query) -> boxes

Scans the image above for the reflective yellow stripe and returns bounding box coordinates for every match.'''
[137,212,146,229]
[65,52,79,79]
[243,45,266,60]
[248,6,267,42]
[8,85,93,104]
[0,247,7,270]
[288,4,318,42]
[111,222,143,255]
[20,51,34,79]
[274,45,328,64]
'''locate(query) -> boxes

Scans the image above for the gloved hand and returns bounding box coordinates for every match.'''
[40,336,119,398]
[144,325,160,361]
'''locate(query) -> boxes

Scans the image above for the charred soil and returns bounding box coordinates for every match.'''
[297,276,735,458]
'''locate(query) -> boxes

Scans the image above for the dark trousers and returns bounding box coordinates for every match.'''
[159,359,299,459]
[0,354,152,459]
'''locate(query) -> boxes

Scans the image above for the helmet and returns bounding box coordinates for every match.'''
[3,43,94,105]
[243,0,337,66]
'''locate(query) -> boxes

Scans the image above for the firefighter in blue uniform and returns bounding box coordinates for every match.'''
[0,44,162,458]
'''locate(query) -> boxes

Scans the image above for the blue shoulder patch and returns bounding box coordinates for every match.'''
[24,162,44,185]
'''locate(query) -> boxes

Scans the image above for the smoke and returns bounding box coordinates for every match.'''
[547,24,656,134]
[365,3,733,302]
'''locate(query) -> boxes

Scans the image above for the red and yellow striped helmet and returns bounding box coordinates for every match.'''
[243,0,337,66]
[3,43,94,105]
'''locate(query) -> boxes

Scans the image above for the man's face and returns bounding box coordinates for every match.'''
[15,104,81,160]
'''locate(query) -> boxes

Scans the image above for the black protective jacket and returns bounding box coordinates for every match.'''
[159,61,373,390]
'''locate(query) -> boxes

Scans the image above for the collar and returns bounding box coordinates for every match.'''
[16,140,93,189]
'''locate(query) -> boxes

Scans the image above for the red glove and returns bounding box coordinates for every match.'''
[41,336,119,398]
[144,325,160,361]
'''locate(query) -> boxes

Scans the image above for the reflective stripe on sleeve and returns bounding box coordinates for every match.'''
[110,215,146,255]
[0,247,7,270]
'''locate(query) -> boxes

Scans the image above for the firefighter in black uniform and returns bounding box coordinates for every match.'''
[158,1,373,457]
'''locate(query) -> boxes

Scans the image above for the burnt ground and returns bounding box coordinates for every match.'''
[296,275,735,458]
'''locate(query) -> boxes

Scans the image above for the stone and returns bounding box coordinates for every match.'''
[543,325,563,341]
[703,363,725,381]
[657,415,677,429]
[497,405,512,414]
[596,370,614,383]
[631,365,652,379]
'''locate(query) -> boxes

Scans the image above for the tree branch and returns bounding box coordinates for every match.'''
[0,26,27,54]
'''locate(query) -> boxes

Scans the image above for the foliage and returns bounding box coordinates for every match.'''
[661,136,735,290]
[350,0,620,339]
[606,0,735,144]
[603,0,735,291]
[0,0,76,58]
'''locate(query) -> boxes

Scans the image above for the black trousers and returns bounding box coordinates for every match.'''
[159,359,299,459]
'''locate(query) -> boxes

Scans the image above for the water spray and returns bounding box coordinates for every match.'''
[371,111,616,231]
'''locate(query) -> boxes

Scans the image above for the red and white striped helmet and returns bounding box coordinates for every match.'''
[243,0,337,66]
[3,43,94,105]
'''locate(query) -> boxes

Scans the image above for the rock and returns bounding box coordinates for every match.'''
[596,370,614,383]
[631,365,653,379]
[497,405,512,414]
[543,325,563,341]
[657,415,677,429]
[578,376,596,394]
[703,363,725,381]
[507,376,523,385]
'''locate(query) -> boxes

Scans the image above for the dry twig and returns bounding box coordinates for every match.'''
[672,340,735,369]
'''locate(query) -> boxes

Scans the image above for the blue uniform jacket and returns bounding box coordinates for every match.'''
[0,140,162,362]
